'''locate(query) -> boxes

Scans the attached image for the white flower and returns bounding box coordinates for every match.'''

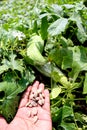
[11,30,26,40]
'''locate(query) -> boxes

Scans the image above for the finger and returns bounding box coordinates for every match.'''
[0,115,8,130]
[19,86,32,108]
[43,89,50,112]
[38,83,44,92]
[22,86,32,99]
[31,81,39,92]
[19,81,40,108]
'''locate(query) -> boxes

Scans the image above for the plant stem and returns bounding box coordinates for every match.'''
[66,98,87,101]
[51,98,63,107]
[71,105,79,129]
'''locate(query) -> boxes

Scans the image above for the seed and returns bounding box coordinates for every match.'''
[33,115,38,124]
[33,91,38,98]
[31,101,37,107]
[28,103,33,108]
[33,102,38,107]
[38,99,43,106]
[38,98,45,106]
[42,93,45,98]
[32,108,38,116]
[39,93,43,99]
[37,88,42,94]
[41,98,45,105]
[29,94,34,100]
[26,87,45,108]
[26,101,31,107]
[28,111,31,117]
[35,97,40,101]
[31,97,36,102]
[39,93,45,101]
[31,91,35,96]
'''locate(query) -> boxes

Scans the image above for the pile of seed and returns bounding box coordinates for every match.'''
[26,88,45,123]
[26,88,45,107]
[27,107,38,124]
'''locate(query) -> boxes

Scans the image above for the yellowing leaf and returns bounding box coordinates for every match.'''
[50,86,61,99]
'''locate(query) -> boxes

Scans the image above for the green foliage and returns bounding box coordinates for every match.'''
[0,53,24,74]
[26,34,46,65]
[48,18,68,36]
[0,81,25,123]
[50,85,61,99]
[0,0,87,129]
[83,73,87,94]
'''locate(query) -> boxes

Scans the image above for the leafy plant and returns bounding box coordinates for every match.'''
[0,81,24,123]
[0,0,87,129]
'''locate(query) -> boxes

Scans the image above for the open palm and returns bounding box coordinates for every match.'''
[0,81,52,130]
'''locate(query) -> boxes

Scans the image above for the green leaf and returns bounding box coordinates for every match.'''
[51,68,71,88]
[51,107,60,123]
[40,16,48,40]
[75,112,86,124]
[76,22,87,44]
[69,46,87,81]
[0,81,27,123]
[62,49,73,70]
[0,65,9,74]
[50,86,61,99]
[62,105,74,119]
[60,122,76,130]
[83,73,87,94]
[9,53,24,72]
[51,106,74,128]
[58,106,75,130]
[51,4,63,16]
[1,53,24,73]
[52,127,56,130]
[26,34,46,65]
[49,47,67,67]
[70,12,87,43]
[48,18,68,36]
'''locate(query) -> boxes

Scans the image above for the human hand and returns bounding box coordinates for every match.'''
[0,81,52,130]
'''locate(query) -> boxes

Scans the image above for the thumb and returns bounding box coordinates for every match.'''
[0,115,8,130]
[43,89,50,112]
